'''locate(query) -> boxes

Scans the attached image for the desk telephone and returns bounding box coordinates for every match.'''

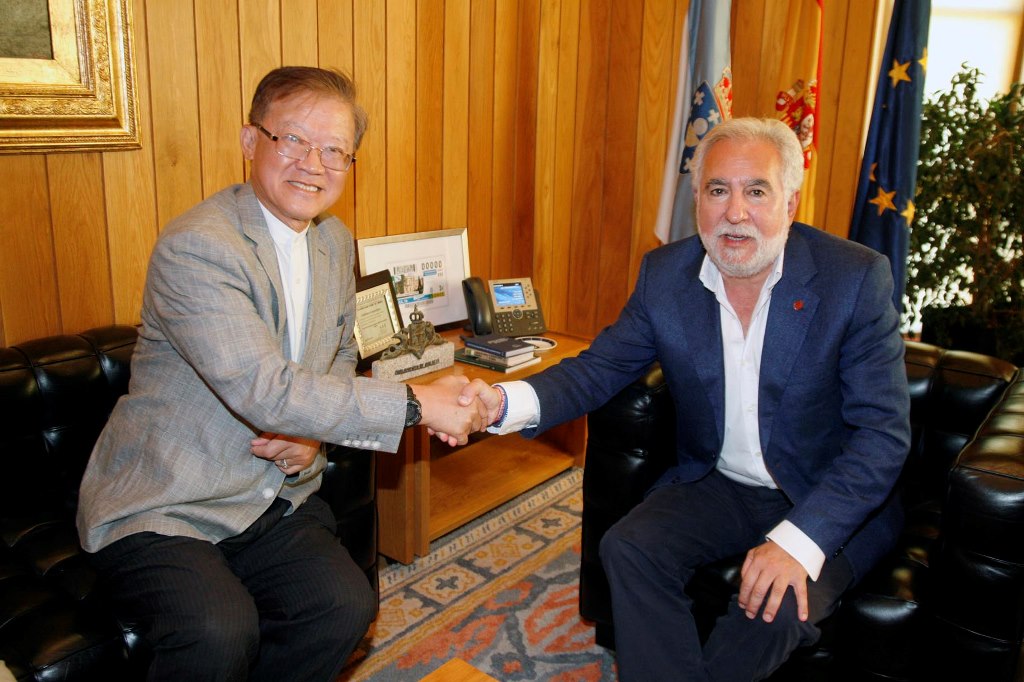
[462,277,547,337]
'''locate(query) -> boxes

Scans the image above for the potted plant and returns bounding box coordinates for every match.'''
[904,66,1024,364]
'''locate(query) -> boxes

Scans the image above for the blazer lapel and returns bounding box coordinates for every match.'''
[679,259,726,445]
[301,223,330,364]
[239,186,288,343]
[759,229,819,451]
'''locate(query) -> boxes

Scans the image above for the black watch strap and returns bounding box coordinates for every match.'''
[405,384,422,427]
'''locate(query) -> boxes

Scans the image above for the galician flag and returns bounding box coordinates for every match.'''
[654,0,733,244]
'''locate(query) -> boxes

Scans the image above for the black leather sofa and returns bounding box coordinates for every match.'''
[580,340,1024,681]
[0,325,378,682]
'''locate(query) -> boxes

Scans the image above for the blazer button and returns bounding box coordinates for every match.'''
[262,487,275,499]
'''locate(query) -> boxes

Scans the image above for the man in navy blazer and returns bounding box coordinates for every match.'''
[459,117,910,680]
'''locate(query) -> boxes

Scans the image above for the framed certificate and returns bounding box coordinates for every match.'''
[353,270,404,371]
[356,228,471,329]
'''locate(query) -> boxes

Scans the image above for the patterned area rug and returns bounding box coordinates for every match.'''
[340,468,618,681]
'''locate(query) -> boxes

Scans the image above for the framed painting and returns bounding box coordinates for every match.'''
[0,0,140,153]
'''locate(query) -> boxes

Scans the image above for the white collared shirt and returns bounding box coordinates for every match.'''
[259,203,310,362]
[490,252,825,580]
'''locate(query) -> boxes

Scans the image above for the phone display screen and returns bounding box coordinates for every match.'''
[492,282,526,308]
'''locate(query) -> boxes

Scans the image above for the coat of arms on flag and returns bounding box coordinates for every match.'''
[680,67,733,175]
[775,77,818,168]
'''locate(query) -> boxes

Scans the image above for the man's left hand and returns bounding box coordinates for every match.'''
[251,433,320,476]
[738,540,810,624]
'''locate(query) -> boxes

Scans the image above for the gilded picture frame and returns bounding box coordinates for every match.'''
[0,0,140,154]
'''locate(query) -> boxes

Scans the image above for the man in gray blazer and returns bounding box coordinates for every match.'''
[458,118,910,680]
[77,67,485,682]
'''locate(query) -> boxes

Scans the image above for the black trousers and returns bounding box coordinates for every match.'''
[90,495,376,682]
[600,470,855,682]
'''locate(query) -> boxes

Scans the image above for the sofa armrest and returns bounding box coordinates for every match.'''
[580,364,676,628]
[932,369,1024,677]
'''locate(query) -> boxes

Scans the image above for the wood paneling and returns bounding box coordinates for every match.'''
[0,0,885,345]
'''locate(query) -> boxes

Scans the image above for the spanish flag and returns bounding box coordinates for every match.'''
[773,0,822,225]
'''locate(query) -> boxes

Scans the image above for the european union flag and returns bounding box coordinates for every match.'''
[849,0,931,314]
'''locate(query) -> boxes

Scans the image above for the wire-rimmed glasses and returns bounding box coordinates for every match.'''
[256,125,355,172]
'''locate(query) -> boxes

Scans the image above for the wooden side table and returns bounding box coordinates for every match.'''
[375,329,589,563]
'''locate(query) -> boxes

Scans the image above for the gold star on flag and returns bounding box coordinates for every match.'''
[888,59,912,87]
[901,199,915,226]
[869,187,897,216]
[918,47,928,73]
[869,162,877,182]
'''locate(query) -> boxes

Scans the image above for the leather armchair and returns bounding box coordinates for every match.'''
[0,325,378,681]
[580,341,1024,681]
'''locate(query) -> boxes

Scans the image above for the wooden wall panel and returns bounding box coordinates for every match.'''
[353,1,387,237]
[48,154,113,333]
[386,0,417,235]
[510,0,539,279]
[533,0,564,325]
[0,156,59,344]
[282,0,320,66]
[318,0,356,229]
[104,0,158,328]
[467,0,496,280]
[489,0,519,279]
[147,0,203,229]
[595,0,643,331]
[565,0,611,337]
[629,0,685,289]
[441,1,470,231]
[545,0,581,331]
[196,0,245,196]
[415,0,444,235]
[0,0,886,346]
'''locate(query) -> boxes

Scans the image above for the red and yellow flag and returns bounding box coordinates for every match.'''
[773,0,823,225]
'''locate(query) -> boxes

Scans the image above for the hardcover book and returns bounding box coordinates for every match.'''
[454,348,541,373]
[459,333,535,357]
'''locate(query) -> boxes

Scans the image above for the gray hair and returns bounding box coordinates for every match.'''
[249,66,369,150]
[689,118,805,197]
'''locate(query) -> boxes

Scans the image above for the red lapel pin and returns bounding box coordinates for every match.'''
[793,299,804,311]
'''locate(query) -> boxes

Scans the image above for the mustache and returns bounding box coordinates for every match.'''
[711,223,759,239]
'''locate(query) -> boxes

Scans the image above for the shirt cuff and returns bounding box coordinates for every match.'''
[486,380,540,435]
[766,520,826,581]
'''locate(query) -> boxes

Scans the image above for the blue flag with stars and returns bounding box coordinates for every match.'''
[849,0,930,314]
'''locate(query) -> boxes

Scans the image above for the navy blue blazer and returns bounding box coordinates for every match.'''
[525,223,911,579]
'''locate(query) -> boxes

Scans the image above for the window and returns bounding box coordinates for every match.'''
[927,0,1024,99]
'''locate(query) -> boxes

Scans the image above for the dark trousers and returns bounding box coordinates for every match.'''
[600,470,854,682]
[89,495,376,682]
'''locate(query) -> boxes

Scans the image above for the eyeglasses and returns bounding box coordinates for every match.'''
[256,125,356,172]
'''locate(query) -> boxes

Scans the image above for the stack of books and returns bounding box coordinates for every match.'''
[455,334,541,373]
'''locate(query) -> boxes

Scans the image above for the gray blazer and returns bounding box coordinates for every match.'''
[78,183,406,553]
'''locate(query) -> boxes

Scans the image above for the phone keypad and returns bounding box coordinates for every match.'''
[495,310,544,335]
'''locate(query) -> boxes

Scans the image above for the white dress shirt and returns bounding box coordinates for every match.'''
[259,203,310,362]
[489,253,826,580]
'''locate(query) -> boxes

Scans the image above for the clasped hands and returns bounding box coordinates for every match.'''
[250,377,506,474]
[413,375,503,446]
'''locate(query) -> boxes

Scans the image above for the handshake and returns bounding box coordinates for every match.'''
[411,376,504,446]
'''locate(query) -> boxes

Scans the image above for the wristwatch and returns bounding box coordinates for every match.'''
[404,384,422,427]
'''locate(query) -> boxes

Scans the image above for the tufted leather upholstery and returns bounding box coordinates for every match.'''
[0,325,378,681]
[580,340,1024,681]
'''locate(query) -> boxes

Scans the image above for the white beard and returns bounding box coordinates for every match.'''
[699,222,789,279]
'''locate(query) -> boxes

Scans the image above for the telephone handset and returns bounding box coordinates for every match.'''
[462,277,547,337]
